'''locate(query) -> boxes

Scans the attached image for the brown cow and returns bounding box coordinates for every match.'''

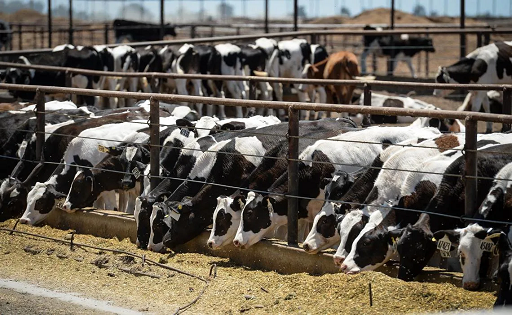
[305,51,360,104]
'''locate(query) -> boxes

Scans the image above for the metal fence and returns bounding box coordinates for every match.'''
[2,66,512,245]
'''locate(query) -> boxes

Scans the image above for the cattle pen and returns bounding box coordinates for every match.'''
[2,23,512,312]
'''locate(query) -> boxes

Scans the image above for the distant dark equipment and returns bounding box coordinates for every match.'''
[0,19,12,51]
[113,19,177,43]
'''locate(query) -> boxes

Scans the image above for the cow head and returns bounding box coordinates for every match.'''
[233,193,278,249]
[62,169,95,212]
[339,208,396,274]
[0,177,29,221]
[135,190,170,250]
[332,209,369,266]
[434,224,502,291]
[303,201,343,254]
[433,66,455,97]
[207,194,246,249]
[392,213,437,281]
[106,144,150,190]
[20,182,66,225]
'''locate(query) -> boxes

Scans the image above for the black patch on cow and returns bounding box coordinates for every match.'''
[223,52,239,68]
[396,225,437,281]
[313,45,329,63]
[316,214,336,238]
[353,228,390,268]
[242,196,273,233]
[495,41,512,79]
[299,42,312,67]
[477,139,499,148]
[213,208,232,236]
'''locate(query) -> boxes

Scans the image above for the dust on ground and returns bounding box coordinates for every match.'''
[0,219,496,314]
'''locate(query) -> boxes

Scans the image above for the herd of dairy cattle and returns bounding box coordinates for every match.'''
[2,34,512,307]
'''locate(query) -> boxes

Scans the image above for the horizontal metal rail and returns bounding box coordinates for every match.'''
[1,83,511,124]
[1,61,511,92]
[0,28,510,57]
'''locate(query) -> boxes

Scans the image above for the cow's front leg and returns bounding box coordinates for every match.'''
[127,77,138,107]
[225,81,243,118]
[296,89,308,120]
[316,86,327,119]
[360,49,369,75]
[404,56,417,78]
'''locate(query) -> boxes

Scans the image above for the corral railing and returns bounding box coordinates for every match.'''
[1,28,512,78]
[1,74,512,245]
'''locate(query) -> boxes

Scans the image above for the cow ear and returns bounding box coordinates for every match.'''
[181,196,193,207]
[387,228,404,246]
[433,230,460,250]
[231,195,246,212]
[106,145,124,156]
[263,196,275,212]
[176,118,195,129]
[320,177,332,189]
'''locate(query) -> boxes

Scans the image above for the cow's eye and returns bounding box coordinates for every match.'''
[362,240,370,247]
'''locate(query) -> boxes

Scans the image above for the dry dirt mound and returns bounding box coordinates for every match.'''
[309,16,349,25]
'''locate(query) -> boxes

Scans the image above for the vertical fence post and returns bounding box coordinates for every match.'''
[248,79,256,100]
[425,29,430,77]
[48,0,52,48]
[68,0,73,45]
[460,0,466,58]
[464,119,478,217]
[18,25,22,50]
[476,32,482,48]
[362,83,372,126]
[104,24,109,44]
[190,26,196,39]
[287,106,299,246]
[35,89,45,162]
[149,97,160,191]
[503,88,512,132]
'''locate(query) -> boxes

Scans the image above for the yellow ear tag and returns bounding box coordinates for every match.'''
[432,237,437,242]
[164,215,169,218]
[178,204,182,210]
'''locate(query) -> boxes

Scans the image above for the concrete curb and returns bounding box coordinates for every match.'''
[43,208,497,291]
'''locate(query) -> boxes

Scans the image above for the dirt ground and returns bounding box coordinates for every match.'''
[0,219,497,314]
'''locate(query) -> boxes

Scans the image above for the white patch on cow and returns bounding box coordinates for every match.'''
[9,188,19,198]
[299,126,440,170]
[400,34,409,40]
[21,182,52,225]
[125,147,138,162]
[234,137,265,167]
[171,106,192,119]
[188,140,230,180]
[333,209,368,262]
[208,195,240,249]
[479,162,512,218]
[194,116,220,138]
[52,44,74,52]
[17,140,28,159]
[162,127,196,148]
[21,100,77,112]
[72,74,88,89]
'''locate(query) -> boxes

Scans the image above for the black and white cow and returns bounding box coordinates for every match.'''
[3,52,68,100]
[434,41,512,133]
[19,121,149,225]
[361,26,435,77]
[0,19,11,51]
[135,46,164,93]
[148,119,357,251]
[340,142,512,283]
[267,38,312,119]
[359,92,465,132]
[233,126,441,249]
[0,111,143,221]
[113,19,176,43]
[207,124,357,249]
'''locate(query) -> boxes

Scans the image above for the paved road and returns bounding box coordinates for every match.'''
[0,279,145,315]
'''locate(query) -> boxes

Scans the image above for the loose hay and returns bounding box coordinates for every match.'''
[0,220,496,314]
